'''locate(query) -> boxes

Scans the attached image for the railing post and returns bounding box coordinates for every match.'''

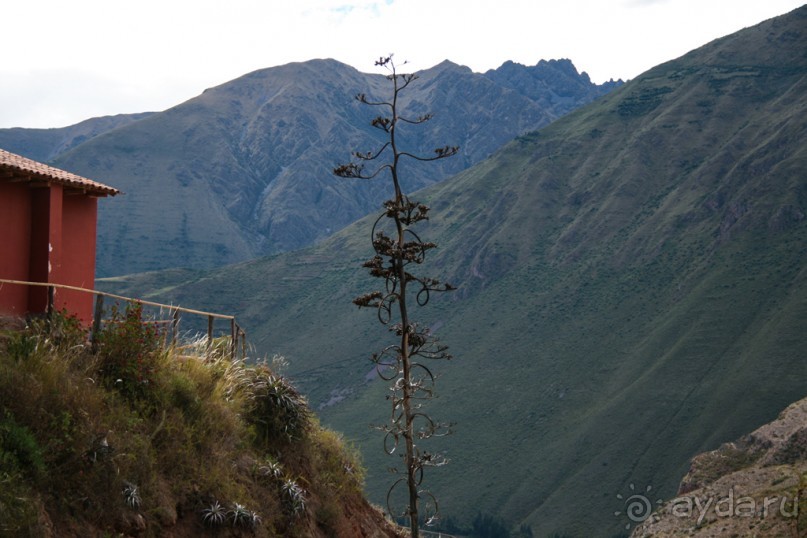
[172,309,180,345]
[46,285,55,320]
[91,294,104,352]
[207,315,214,354]
[230,319,237,359]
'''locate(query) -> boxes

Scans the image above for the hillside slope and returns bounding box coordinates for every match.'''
[632,396,807,537]
[98,6,807,536]
[0,59,617,277]
[0,112,154,162]
[0,314,401,537]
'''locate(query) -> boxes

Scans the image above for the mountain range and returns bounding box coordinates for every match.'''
[96,5,807,536]
[0,58,619,277]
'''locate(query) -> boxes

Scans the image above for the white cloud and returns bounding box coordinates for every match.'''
[1,0,804,128]
[623,0,672,7]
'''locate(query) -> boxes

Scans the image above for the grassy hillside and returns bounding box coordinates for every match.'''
[98,6,807,536]
[0,311,400,537]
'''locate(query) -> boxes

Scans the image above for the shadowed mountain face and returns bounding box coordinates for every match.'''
[0,58,617,277]
[0,112,154,163]
[98,6,807,536]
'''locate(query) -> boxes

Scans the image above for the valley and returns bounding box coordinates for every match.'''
[5,5,807,537]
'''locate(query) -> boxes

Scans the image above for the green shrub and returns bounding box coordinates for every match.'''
[44,308,87,349]
[0,411,45,480]
[96,302,162,402]
[2,309,85,364]
[5,331,35,362]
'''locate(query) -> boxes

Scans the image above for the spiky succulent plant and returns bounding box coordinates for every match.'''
[201,499,226,527]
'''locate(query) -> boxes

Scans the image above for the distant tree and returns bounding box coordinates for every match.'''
[334,55,458,538]
[471,512,511,538]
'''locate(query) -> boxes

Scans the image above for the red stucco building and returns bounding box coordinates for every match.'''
[0,148,119,324]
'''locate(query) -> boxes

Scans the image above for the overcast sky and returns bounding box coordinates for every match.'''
[2,0,803,129]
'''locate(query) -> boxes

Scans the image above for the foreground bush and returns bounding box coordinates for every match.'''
[0,311,395,537]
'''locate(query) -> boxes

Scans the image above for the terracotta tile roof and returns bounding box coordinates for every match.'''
[0,148,120,196]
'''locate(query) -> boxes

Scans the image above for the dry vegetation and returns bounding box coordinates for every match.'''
[0,308,401,537]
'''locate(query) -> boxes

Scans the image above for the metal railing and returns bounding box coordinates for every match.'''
[0,278,246,359]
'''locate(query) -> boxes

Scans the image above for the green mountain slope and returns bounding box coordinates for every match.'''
[1,59,617,278]
[99,6,807,536]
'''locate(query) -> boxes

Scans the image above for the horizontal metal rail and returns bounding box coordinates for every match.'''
[0,278,246,359]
